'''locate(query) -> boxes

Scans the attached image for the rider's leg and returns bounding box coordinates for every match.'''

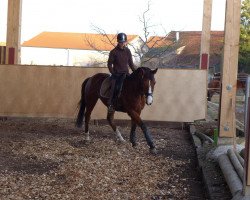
[108,77,116,113]
[116,73,126,98]
[108,73,125,113]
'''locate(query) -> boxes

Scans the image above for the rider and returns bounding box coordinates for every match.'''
[107,32,136,113]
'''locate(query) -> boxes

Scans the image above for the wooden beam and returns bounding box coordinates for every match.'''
[200,0,212,70]
[6,0,22,64]
[244,77,250,195]
[219,0,241,138]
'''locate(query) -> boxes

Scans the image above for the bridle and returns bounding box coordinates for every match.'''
[145,92,153,98]
[134,68,156,105]
[144,82,153,98]
[144,77,155,105]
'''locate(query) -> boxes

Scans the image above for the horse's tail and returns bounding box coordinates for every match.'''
[75,77,90,128]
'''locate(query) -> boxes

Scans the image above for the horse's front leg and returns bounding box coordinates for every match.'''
[130,120,137,147]
[107,111,125,142]
[128,110,156,153]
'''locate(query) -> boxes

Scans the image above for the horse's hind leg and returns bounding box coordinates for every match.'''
[107,112,125,142]
[84,98,99,141]
[130,120,137,147]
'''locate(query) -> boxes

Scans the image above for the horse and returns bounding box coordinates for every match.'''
[207,77,246,101]
[207,79,220,101]
[75,67,158,154]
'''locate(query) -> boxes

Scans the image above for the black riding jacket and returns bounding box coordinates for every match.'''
[107,45,136,74]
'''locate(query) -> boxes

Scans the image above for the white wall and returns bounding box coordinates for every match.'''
[21,38,144,67]
[21,47,69,66]
[129,36,148,66]
[21,47,109,66]
[21,47,143,67]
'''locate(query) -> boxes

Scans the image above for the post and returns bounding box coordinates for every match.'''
[6,0,22,64]
[200,0,212,70]
[243,76,250,196]
[218,0,241,140]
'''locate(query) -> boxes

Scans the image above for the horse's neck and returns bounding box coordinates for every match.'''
[125,76,143,95]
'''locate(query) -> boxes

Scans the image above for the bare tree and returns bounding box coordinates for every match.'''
[85,24,117,57]
[85,0,178,67]
[129,1,176,66]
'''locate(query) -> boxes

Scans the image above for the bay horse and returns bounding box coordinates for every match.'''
[207,77,246,101]
[75,67,158,154]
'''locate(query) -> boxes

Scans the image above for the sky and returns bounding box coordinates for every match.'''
[0,0,226,43]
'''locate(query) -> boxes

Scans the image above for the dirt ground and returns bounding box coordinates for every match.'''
[0,117,207,200]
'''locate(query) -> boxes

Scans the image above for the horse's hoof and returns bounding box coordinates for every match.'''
[117,138,126,144]
[84,139,91,144]
[150,148,157,155]
[132,143,138,148]
[120,139,126,143]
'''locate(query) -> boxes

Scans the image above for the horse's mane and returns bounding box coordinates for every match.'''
[128,67,151,80]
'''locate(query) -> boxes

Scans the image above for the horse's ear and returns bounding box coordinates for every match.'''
[152,68,158,74]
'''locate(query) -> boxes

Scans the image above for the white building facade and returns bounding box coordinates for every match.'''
[21,32,146,67]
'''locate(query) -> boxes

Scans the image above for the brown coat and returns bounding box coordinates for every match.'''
[107,45,136,74]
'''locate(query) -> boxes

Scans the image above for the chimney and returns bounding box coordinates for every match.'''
[176,31,179,42]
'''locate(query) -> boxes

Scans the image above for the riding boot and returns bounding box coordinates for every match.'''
[108,79,116,113]
[117,73,126,98]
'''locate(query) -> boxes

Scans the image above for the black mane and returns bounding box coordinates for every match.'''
[128,67,152,80]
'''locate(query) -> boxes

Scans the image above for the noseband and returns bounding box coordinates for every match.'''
[145,77,155,106]
[145,91,153,98]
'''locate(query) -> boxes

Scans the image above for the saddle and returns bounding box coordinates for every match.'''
[100,76,126,112]
[100,76,112,98]
[100,75,126,99]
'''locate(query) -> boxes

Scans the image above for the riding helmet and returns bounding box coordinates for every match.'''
[117,33,127,43]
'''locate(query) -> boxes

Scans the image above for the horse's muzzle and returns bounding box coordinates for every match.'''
[146,93,153,105]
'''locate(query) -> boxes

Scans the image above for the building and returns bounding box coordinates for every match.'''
[21,32,146,66]
[144,31,224,70]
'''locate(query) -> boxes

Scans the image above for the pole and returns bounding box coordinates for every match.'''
[243,76,250,196]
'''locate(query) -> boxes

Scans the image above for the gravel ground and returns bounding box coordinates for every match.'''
[0,118,207,200]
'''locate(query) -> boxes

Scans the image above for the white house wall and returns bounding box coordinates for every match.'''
[21,47,69,66]
[129,36,147,66]
[21,47,109,67]
[21,38,143,67]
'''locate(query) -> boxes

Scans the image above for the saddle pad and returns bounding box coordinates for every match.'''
[100,77,112,98]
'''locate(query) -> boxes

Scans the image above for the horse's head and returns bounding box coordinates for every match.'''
[135,67,158,105]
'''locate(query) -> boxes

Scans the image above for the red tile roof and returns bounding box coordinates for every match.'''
[146,36,173,48]
[148,31,224,55]
[22,32,139,51]
[145,31,224,68]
